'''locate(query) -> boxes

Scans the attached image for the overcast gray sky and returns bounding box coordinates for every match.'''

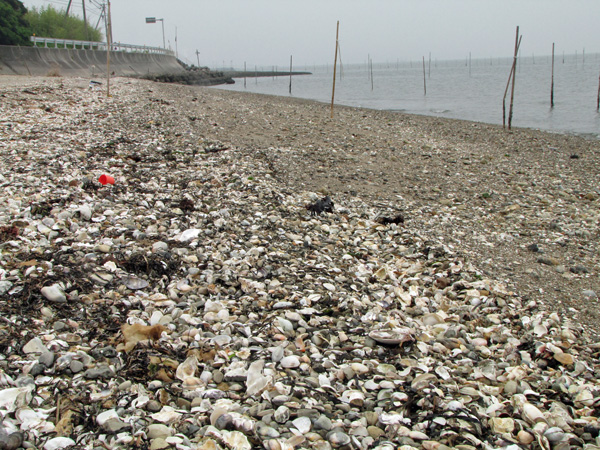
[22,0,600,68]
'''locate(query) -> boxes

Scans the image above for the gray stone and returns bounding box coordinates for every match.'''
[41,285,67,303]
[84,365,114,379]
[69,360,84,374]
[38,351,55,367]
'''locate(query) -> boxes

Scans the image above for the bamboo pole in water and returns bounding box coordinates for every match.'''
[330,21,339,118]
[503,29,522,128]
[597,69,600,111]
[244,61,247,89]
[289,55,292,94]
[422,56,426,95]
[370,57,374,91]
[508,26,520,130]
[550,43,555,108]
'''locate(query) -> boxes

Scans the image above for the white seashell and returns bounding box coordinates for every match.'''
[369,327,414,345]
[43,437,77,450]
[521,402,546,424]
[178,228,201,242]
[151,406,183,424]
[280,355,300,369]
[0,386,34,412]
[341,389,365,407]
[221,430,251,450]
[176,355,199,382]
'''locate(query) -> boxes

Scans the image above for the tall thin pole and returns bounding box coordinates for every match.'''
[422,56,426,95]
[508,26,520,130]
[503,35,522,127]
[65,0,73,16]
[161,19,165,49]
[596,69,600,111]
[106,0,112,97]
[551,43,555,108]
[370,57,373,91]
[196,49,200,67]
[330,20,339,118]
[244,61,247,88]
[82,0,89,41]
[428,52,431,78]
[289,55,293,94]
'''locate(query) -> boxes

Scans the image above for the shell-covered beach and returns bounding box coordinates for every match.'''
[1,75,600,450]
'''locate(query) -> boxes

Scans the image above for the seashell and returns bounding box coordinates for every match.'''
[326,430,351,447]
[554,352,574,366]
[544,426,569,443]
[176,355,199,381]
[151,406,183,424]
[369,328,414,345]
[221,430,251,450]
[0,386,34,413]
[574,389,595,407]
[341,389,365,407]
[122,276,149,290]
[517,430,535,445]
[411,373,438,390]
[489,417,515,434]
[43,437,77,450]
[521,402,546,424]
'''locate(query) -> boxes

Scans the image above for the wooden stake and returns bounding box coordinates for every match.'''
[596,68,600,111]
[550,43,555,108]
[508,26,520,130]
[428,52,431,78]
[503,29,522,128]
[330,20,339,118]
[289,55,292,94]
[244,61,247,88]
[370,57,374,91]
[422,56,426,95]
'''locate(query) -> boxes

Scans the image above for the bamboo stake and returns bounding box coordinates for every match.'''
[422,56,426,95]
[370,57,374,91]
[289,55,292,94]
[550,43,555,108]
[596,68,600,111]
[330,20,339,118]
[508,26,520,130]
[503,31,522,128]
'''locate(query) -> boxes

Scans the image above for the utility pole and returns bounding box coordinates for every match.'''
[196,50,200,67]
[82,1,89,41]
[106,0,113,97]
[65,0,73,15]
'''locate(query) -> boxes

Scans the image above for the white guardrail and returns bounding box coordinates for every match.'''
[29,36,174,56]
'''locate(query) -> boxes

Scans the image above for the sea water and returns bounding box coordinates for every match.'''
[213,54,600,139]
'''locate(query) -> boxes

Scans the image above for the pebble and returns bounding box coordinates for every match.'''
[40,285,67,303]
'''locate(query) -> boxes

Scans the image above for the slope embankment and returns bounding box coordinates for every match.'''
[0,45,185,77]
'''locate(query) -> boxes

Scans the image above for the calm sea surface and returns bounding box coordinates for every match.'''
[213,54,600,139]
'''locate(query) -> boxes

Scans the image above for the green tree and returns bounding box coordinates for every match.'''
[0,0,32,45]
[26,5,103,42]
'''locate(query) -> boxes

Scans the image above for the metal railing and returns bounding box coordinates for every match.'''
[29,36,174,56]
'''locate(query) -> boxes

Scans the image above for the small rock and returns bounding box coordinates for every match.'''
[41,285,67,303]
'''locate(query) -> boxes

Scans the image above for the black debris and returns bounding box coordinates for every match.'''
[377,214,405,225]
[306,196,334,216]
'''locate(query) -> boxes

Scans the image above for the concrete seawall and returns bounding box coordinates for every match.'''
[0,45,185,77]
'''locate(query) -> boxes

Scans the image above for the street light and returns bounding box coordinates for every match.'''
[145,17,165,49]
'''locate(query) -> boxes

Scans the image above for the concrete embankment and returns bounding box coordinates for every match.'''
[0,45,185,77]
